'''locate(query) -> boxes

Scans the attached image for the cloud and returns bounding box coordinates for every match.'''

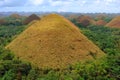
[0,0,27,7]
[0,0,120,13]
[48,0,72,7]
[26,0,44,6]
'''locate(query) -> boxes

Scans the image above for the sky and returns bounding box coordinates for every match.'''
[0,0,120,13]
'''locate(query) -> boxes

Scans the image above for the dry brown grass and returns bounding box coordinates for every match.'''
[6,14,105,69]
[77,15,96,27]
[67,15,78,20]
[96,14,106,20]
[95,20,107,26]
[10,14,21,19]
[0,18,6,25]
[23,14,40,25]
[106,16,120,28]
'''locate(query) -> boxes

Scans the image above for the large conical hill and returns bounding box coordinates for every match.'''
[6,14,105,69]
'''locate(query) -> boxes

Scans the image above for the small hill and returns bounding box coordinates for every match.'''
[6,14,105,69]
[106,16,120,28]
[23,14,40,25]
[77,15,95,27]
[95,20,107,26]
[10,14,21,19]
[96,14,106,20]
[67,14,78,20]
[0,18,6,25]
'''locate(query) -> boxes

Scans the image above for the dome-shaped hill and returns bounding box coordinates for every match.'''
[6,14,105,69]
[23,14,40,25]
[10,13,21,19]
[106,16,120,28]
[96,14,106,20]
[95,20,107,26]
[77,15,95,27]
[67,15,78,20]
[0,18,6,25]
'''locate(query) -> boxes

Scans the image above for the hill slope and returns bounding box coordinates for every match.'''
[106,16,120,28]
[23,14,40,25]
[10,13,21,19]
[6,14,105,69]
[77,15,95,27]
[96,20,107,26]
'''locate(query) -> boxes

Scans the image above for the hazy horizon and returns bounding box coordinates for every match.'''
[0,0,120,13]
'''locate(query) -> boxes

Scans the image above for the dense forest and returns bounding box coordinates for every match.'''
[0,15,120,80]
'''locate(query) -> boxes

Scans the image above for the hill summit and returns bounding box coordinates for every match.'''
[6,14,105,69]
[95,20,107,26]
[10,13,21,19]
[106,16,120,28]
[77,15,95,27]
[23,14,40,25]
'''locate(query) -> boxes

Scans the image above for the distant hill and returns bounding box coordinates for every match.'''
[106,16,120,28]
[23,14,40,25]
[10,13,21,19]
[77,15,95,27]
[0,18,6,25]
[6,14,105,69]
[95,14,106,20]
[95,20,107,26]
[67,14,79,20]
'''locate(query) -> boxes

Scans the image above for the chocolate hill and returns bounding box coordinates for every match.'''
[0,18,6,25]
[6,14,105,69]
[23,14,40,25]
[77,15,95,27]
[96,14,106,20]
[95,20,107,26]
[106,16,120,28]
[10,14,21,19]
[67,15,78,20]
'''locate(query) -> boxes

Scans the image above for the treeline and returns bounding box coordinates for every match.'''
[0,47,120,80]
[0,16,26,26]
[81,26,120,55]
[0,25,26,46]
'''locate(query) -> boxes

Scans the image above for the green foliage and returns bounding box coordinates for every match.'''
[0,25,26,46]
[1,16,26,26]
[72,18,120,55]
[27,68,40,80]
[0,16,120,80]
[0,50,14,60]
[2,69,16,80]
[0,46,31,80]
[0,64,5,77]
[80,26,120,55]
[103,17,113,23]
[30,54,119,80]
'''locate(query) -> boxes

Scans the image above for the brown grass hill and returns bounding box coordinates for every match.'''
[0,18,6,25]
[23,14,40,25]
[95,14,106,20]
[67,14,78,20]
[95,20,107,26]
[77,15,95,27]
[10,14,21,19]
[106,16,120,28]
[6,14,105,69]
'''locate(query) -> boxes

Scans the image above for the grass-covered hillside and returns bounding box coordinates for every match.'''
[0,15,120,80]
[6,14,105,69]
